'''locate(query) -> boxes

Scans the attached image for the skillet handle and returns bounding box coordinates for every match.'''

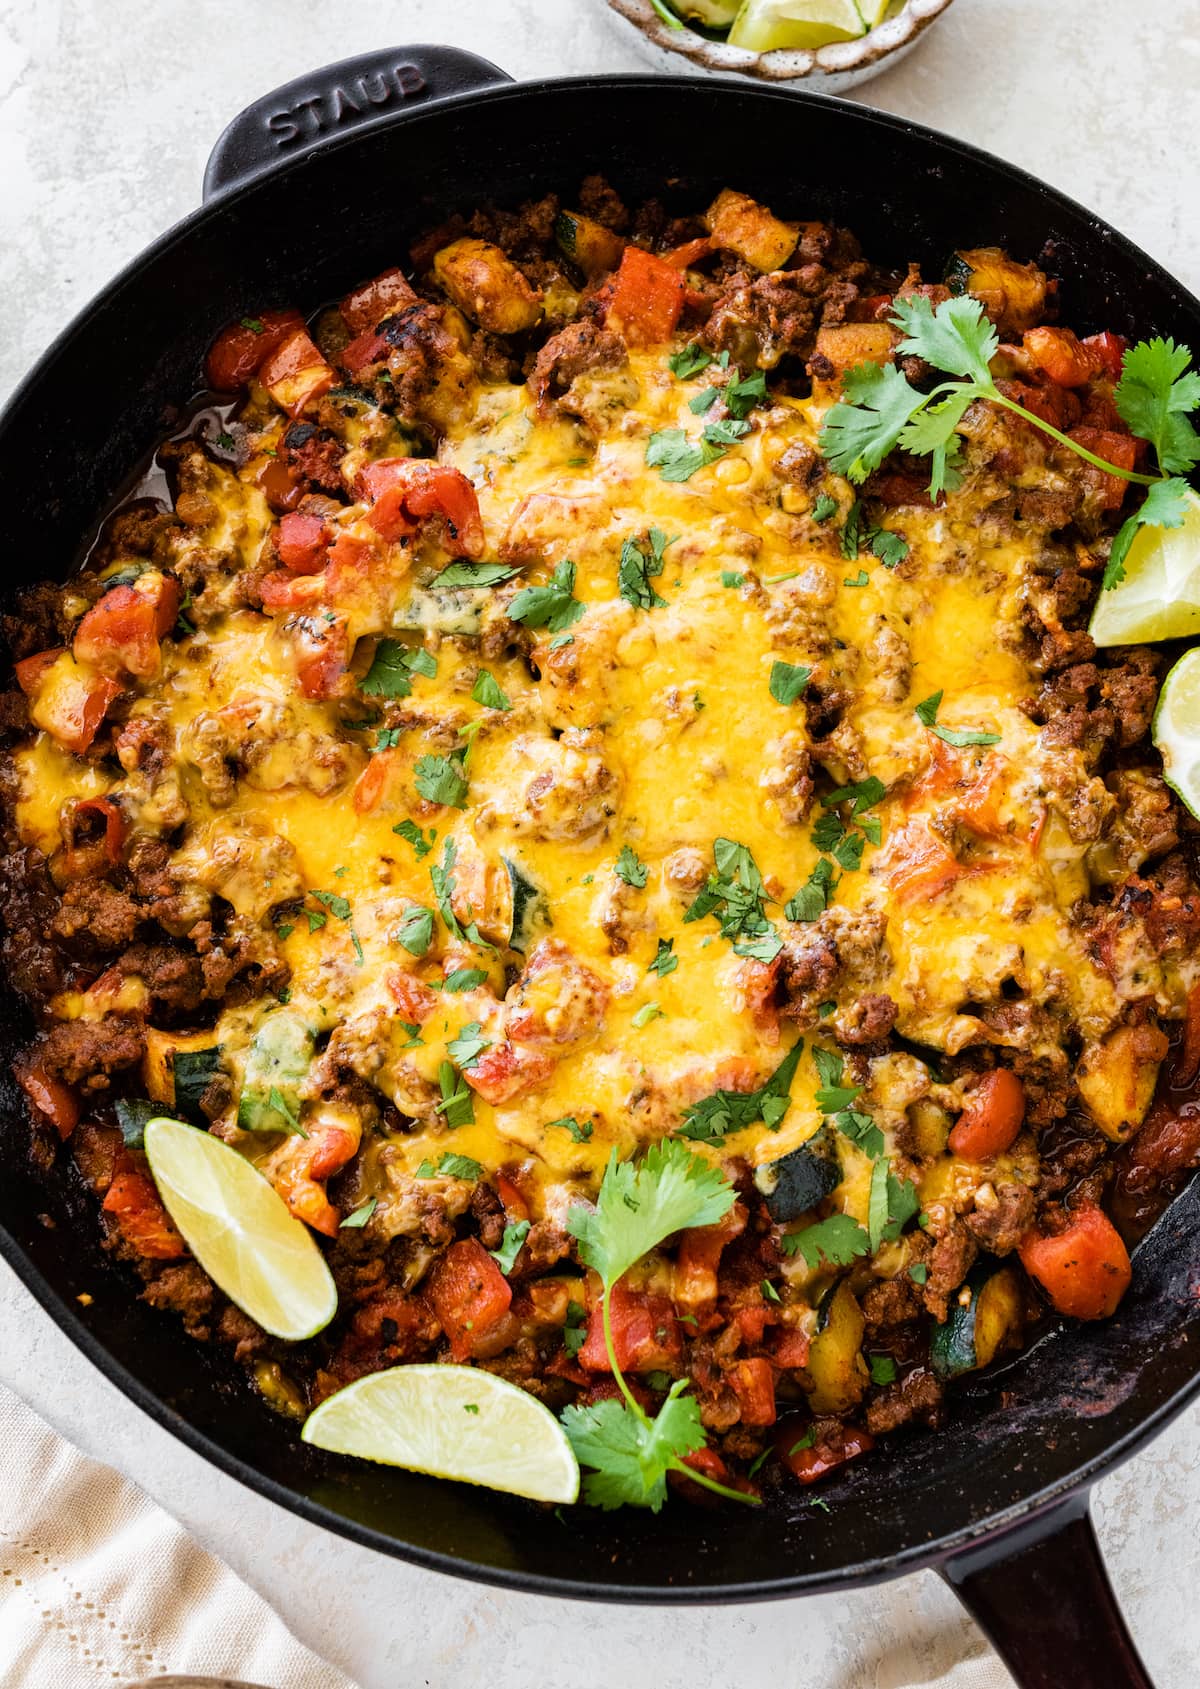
[202,45,514,201]
[941,1494,1154,1688]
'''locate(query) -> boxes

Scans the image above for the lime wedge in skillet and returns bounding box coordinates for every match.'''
[728,0,887,51]
[143,1116,337,1341]
[1153,648,1200,819]
[1089,487,1200,647]
[302,1364,581,1503]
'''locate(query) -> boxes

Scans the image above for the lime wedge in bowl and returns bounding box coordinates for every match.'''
[1090,487,1200,647]
[1153,648,1200,819]
[302,1364,580,1504]
[728,0,887,51]
[143,1116,337,1341]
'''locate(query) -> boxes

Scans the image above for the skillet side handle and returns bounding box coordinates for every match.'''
[941,1496,1155,1689]
[202,45,514,201]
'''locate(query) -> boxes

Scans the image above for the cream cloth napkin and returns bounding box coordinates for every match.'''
[0,1383,357,1689]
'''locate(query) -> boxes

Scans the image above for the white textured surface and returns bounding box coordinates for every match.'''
[1,2,1199,1685]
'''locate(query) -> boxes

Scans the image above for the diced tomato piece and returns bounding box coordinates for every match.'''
[739,956,782,1043]
[607,246,686,348]
[768,1327,811,1369]
[204,308,307,391]
[661,237,712,270]
[258,569,326,611]
[1068,427,1138,511]
[295,615,352,700]
[464,1040,556,1104]
[351,749,395,815]
[15,1063,79,1139]
[277,511,331,573]
[998,377,1082,433]
[578,1279,682,1374]
[885,822,974,904]
[1082,330,1127,383]
[258,456,306,513]
[734,1303,771,1346]
[322,531,385,602]
[679,1446,730,1483]
[341,267,418,335]
[341,329,390,375]
[776,1420,874,1484]
[358,458,485,559]
[949,1068,1026,1160]
[102,1168,186,1260]
[258,328,335,418]
[729,1357,777,1427]
[73,576,181,678]
[426,1238,514,1361]
[64,796,126,872]
[386,966,440,1025]
[1019,1207,1131,1320]
[674,1203,747,1318]
[495,1172,531,1222]
[1024,326,1097,388]
[17,649,122,754]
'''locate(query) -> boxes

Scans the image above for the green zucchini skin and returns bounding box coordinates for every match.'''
[237,1011,316,1135]
[929,1259,1014,1379]
[173,1045,223,1122]
[503,855,551,952]
[757,1126,841,1223]
[943,253,973,296]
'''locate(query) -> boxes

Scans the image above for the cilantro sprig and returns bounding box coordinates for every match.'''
[683,838,781,961]
[676,1041,804,1145]
[561,1143,756,1511]
[819,298,1198,565]
[619,527,674,610]
[508,560,586,632]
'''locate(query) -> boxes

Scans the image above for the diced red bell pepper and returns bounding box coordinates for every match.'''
[351,749,395,815]
[358,458,485,559]
[607,246,686,348]
[341,329,391,375]
[776,1421,874,1485]
[277,511,331,573]
[64,796,126,872]
[495,1171,531,1222]
[341,266,418,335]
[258,569,326,611]
[1023,326,1097,388]
[734,1303,771,1346]
[16,649,122,755]
[386,966,440,1025]
[205,308,307,391]
[426,1238,514,1361]
[998,378,1081,433]
[1068,427,1138,511]
[768,1327,811,1369]
[728,1357,777,1427]
[661,237,712,270]
[258,328,335,417]
[1018,1207,1131,1320]
[578,1278,682,1374]
[464,1040,556,1104]
[948,1068,1026,1160]
[73,576,181,678]
[295,615,352,701]
[102,1168,186,1260]
[674,1203,746,1318]
[323,531,384,600]
[1082,330,1128,383]
[15,1063,79,1139]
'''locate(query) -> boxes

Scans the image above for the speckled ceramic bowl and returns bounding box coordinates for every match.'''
[601,0,956,91]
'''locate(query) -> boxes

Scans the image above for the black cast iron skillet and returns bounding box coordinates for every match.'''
[2,44,1198,1688]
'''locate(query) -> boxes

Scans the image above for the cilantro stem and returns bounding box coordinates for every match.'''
[986,390,1157,486]
[601,1287,651,1425]
[671,1460,761,1506]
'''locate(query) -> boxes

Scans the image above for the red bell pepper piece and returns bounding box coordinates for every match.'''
[65,796,126,872]
[16,649,122,755]
[463,1040,556,1104]
[386,966,440,1025]
[768,1327,811,1369]
[607,246,686,348]
[358,459,485,558]
[674,1204,746,1319]
[340,267,418,335]
[1023,326,1097,388]
[341,330,390,375]
[578,1278,682,1374]
[1082,330,1128,383]
[258,328,335,418]
[258,569,326,611]
[661,237,712,270]
[728,1357,777,1427]
[295,615,352,701]
[777,1421,874,1484]
[16,1064,80,1140]
[948,1068,1026,1160]
[204,307,307,391]
[1018,1207,1131,1320]
[426,1238,513,1361]
[277,511,331,573]
[73,576,181,678]
[102,1167,187,1260]
[1068,427,1138,511]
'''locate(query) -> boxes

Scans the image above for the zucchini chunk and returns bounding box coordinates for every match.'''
[392,585,491,637]
[930,1261,1023,1379]
[944,247,1048,336]
[803,1280,868,1415]
[237,1009,316,1135]
[503,854,552,952]
[703,188,798,275]
[432,238,542,336]
[142,1028,223,1120]
[555,211,625,278]
[755,1126,841,1222]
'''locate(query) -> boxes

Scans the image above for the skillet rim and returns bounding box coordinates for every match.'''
[2,66,1200,1602]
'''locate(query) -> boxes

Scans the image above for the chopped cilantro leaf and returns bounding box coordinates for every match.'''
[435,1059,474,1128]
[447,1021,490,1070]
[632,1002,664,1029]
[908,1262,929,1285]
[415,1151,484,1181]
[683,837,780,961]
[769,660,812,706]
[490,1220,531,1275]
[361,638,438,699]
[677,1042,803,1144]
[550,1115,593,1143]
[393,819,435,859]
[414,751,470,808]
[668,343,714,379]
[340,1197,378,1229]
[725,368,769,418]
[843,569,869,587]
[914,689,1001,748]
[812,493,839,523]
[721,569,745,588]
[786,857,837,923]
[432,561,520,589]
[396,907,434,955]
[618,527,674,611]
[614,845,648,888]
[311,890,351,921]
[648,938,678,978]
[443,967,487,993]
[508,559,586,632]
[781,1213,871,1268]
[645,427,726,483]
[471,669,512,710]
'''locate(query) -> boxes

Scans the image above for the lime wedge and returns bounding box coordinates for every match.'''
[1089,488,1200,647]
[1153,649,1200,819]
[143,1117,337,1341]
[302,1364,580,1504]
[728,0,887,51]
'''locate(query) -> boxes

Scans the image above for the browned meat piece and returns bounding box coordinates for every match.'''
[965,1180,1037,1254]
[1113,852,1200,959]
[703,266,835,370]
[378,302,477,435]
[777,907,888,1026]
[470,1181,507,1251]
[515,1220,570,1277]
[39,1017,146,1092]
[1094,769,1179,878]
[861,1274,922,1334]
[216,1304,268,1364]
[0,847,66,997]
[282,422,344,493]
[72,1121,123,1195]
[922,1213,978,1322]
[866,1369,944,1436]
[579,174,628,232]
[2,581,70,658]
[1024,650,1162,764]
[141,1261,215,1338]
[834,993,898,1050]
[528,320,627,409]
[50,880,142,951]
